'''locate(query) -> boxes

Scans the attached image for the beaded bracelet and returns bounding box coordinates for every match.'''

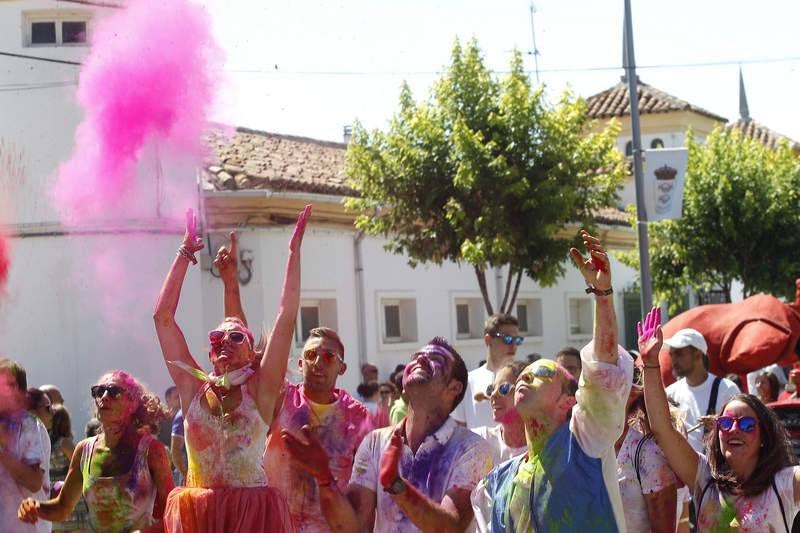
[177,245,198,265]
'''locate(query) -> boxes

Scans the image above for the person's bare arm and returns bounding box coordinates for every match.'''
[18,439,87,523]
[216,231,247,325]
[140,440,174,533]
[643,485,677,533]
[59,437,75,461]
[569,230,617,365]
[170,434,187,479]
[153,209,204,407]
[640,307,699,487]
[253,205,311,425]
[391,485,474,532]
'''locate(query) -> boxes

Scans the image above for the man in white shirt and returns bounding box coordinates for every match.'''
[453,314,522,429]
[664,328,740,453]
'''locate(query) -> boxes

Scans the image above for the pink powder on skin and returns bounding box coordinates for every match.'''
[0,232,8,293]
[51,0,221,224]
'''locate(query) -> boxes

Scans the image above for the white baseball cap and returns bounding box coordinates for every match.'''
[663,328,708,354]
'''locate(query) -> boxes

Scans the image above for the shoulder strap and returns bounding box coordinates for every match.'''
[634,432,655,487]
[706,376,723,416]
[695,478,715,521]
[771,478,790,533]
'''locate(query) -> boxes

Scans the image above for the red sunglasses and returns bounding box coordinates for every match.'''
[303,348,343,365]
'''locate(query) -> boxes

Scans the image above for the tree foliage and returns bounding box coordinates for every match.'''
[617,127,800,312]
[344,39,624,314]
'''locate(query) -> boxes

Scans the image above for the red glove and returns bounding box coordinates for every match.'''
[379,426,404,489]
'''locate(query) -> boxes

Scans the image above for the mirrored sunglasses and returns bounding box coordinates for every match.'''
[494,332,524,346]
[717,415,757,433]
[208,329,250,346]
[486,382,514,397]
[90,385,125,400]
[303,349,343,365]
[519,362,558,383]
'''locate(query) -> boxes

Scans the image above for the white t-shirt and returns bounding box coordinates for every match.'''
[617,427,678,532]
[0,413,46,533]
[452,364,496,429]
[694,459,799,532]
[33,419,52,533]
[666,374,740,453]
[350,417,493,533]
[471,425,527,467]
[746,363,787,395]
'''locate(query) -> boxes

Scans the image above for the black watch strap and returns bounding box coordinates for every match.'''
[585,286,613,296]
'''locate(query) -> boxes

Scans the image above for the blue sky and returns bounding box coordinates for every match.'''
[207,0,800,144]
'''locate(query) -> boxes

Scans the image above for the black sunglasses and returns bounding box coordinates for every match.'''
[493,332,524,346]
[91,385,125,400]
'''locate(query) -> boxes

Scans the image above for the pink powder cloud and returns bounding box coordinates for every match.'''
[52,0,222,224]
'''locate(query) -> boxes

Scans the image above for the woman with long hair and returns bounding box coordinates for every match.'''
[18,371,175,532]
[639,307,800,531]
[47,404,87,533]
[471,360,528,466]
[153,206,309,532]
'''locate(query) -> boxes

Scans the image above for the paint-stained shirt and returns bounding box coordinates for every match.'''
[0,412,46,533]
[471,342,633,533]
[617,427,677,532]
[693,457,799,532]
[350,416,493,533]
[265,382,371,533]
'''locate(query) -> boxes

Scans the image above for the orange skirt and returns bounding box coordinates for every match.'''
[164,485,295,533]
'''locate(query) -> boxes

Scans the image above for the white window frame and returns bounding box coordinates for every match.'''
[514,295,544,342]
[566,294,595,342]
[450,294,486,343]
[23,10,92,48]
[377,293,418,348]
[295,294,338,347]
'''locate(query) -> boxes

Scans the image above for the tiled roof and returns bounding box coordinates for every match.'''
[727,119,800,152]
[204,128,355,196]
[586,79,727,123]
[204,127,629,226]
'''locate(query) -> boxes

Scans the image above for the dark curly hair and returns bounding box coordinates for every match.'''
[422,337,467,413]
[705,393,795,497]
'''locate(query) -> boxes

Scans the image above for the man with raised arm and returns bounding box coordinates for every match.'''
[281,337,493,532]
[471,230,634,532]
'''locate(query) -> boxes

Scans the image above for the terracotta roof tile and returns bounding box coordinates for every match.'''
[726,119,800,152]
[205,127,355,196]
[586,79,727,123]
[204,127,630,226]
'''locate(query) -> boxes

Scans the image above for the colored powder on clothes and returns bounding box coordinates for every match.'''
[51,0,222,224]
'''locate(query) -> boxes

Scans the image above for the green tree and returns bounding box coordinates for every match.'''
[345,39,624,314]
[617,127,800,312]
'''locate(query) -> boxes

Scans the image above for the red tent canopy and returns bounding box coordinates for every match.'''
[658,280,800,387]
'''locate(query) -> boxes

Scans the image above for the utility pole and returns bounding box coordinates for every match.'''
[528,1,541,84]
[623,0,653,313]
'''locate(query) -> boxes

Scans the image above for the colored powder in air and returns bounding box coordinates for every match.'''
[52,0,221,224]
[0,232,8,292]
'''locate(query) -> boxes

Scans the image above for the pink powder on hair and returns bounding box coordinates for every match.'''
[51,0,222,224]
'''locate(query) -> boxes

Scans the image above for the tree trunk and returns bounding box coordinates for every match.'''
[506,270,523,313]
[475,265,494,315]
[499,265,514,313]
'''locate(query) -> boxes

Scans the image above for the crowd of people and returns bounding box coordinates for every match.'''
[3,206,800,532]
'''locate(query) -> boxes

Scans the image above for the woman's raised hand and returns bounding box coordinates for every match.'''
[182,208,204,255]
[569,230,611,291]
[289,205,312,253]
[214,231,238,284]
[637,306,663,367]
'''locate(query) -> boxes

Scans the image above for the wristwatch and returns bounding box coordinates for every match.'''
[384,477,406,495]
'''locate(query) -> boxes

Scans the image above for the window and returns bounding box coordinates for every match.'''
[568,297,594,338]
[625,141,633,156]
[295,299,338,345]
[25,11,91,47]
[516,299,543,337]
[452,298,485,339]
[62,21,87,44]
[31,22,56,44]
[381,298,418,344]
[650,138,665,149]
